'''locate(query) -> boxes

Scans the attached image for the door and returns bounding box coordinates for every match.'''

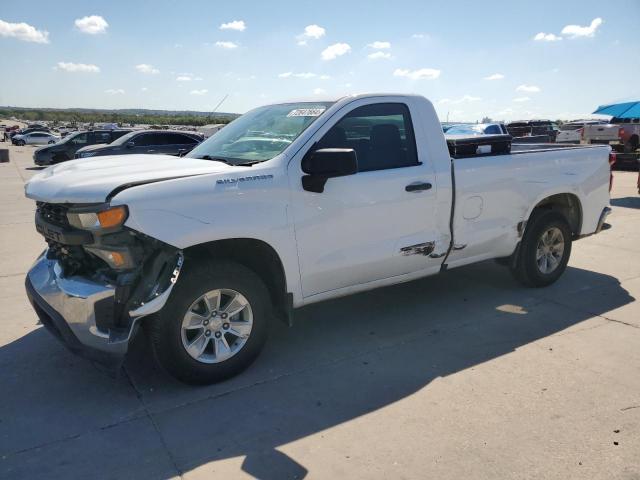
[26,133,38,144]
[289,100,442,298]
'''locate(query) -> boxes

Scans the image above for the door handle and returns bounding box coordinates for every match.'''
[405,182,432,192]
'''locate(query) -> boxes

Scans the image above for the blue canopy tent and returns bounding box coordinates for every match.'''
[593,101,640,119]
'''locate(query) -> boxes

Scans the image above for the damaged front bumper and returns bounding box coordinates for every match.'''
[25,250,183,369]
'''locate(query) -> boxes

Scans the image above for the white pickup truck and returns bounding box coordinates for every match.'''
[24,94,613,384]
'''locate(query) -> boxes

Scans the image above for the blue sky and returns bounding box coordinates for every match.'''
[1,0,638,121]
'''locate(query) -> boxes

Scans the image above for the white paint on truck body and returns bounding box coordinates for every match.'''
[25,94,611,309]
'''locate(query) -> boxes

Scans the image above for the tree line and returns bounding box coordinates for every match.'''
[0,108,234,127]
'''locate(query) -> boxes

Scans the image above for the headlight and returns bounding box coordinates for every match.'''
[80,151,96,158]
[67,205,128,231]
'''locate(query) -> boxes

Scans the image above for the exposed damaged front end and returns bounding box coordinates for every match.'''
[25,201,183,370]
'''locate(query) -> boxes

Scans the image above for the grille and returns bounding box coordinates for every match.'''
[36,202,70,228]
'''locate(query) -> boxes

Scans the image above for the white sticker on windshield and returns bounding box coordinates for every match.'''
[287,108,326,117]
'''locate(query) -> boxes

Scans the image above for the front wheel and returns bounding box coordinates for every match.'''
[511,211,572,287]
[147,259,270,384]
[15,140,25,146]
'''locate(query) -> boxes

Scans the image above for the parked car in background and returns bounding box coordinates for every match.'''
[556,120,607,144]
[34,129,133,165]
[581,122,620,146]
[506,120,557,143]
[16,126,50,136]
[580,118,640,152]
[444,123,508,135]
[75,130,204,158]
[12,131,60,146]
[613,118,640,153]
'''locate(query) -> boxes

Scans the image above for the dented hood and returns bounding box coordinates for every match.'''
[25,154,235,204]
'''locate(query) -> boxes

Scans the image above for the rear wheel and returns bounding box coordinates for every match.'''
[511,211,572,287]
[147,259,270,384]
[15,140,25,146]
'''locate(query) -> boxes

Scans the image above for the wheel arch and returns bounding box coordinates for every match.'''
[525,192,583,236]
[183,238,291,323]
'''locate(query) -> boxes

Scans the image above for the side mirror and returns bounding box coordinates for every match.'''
[126,141,135,148]
[301,148,358,193]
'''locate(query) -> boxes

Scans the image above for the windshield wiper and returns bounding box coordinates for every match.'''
[194,155,232,164]
[235,160,262,166]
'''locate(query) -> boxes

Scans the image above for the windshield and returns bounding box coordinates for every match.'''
[445,125,478,135]
[187,102,333,164]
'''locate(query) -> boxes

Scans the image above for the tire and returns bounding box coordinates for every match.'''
[147,258,271,385]
[510,210,572,287]
[16,140,25,146]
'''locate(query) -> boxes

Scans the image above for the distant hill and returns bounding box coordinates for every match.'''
[0,106,240,127]
[0,106,239,119]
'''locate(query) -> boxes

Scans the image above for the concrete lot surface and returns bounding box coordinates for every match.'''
[0,142,639,479]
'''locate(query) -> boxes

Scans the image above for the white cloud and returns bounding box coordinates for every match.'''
[74,15,108,35]
[141,87,148,92]
[220,20,246,31]
[278,72,317,79]
[190,89,208,95]
[321,43,351,60]
[215,41,238,49]
[561,18,602,38]
[368,41,391,49]
[484,73,504,80]
[534,32,562,42]
[439,95,481,105]
[299,24,325,42]
[0,19,49,43]
[516,84,541,93]
[411,33,427,39]
[319,74,331,80]
[56,62,100,73]
[368,51,391,60]
[513,97,531,102]
[313,88,326,95]
[176,75,192,81]
[135,63,159,74]
[294,72,316,79]
[105,88,124,95]
[393,68,441,80]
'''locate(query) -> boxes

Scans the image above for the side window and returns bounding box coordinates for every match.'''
[133,133,162,146]
[317,103,419,172]
[484,125,501,135]
[175,134,199,145]
[163,133,199,145]
[71,133,89,145]
[94,132,111,143]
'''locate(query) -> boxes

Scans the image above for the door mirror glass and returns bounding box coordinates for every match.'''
[126,141,135,148]
[301,148,357,193]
